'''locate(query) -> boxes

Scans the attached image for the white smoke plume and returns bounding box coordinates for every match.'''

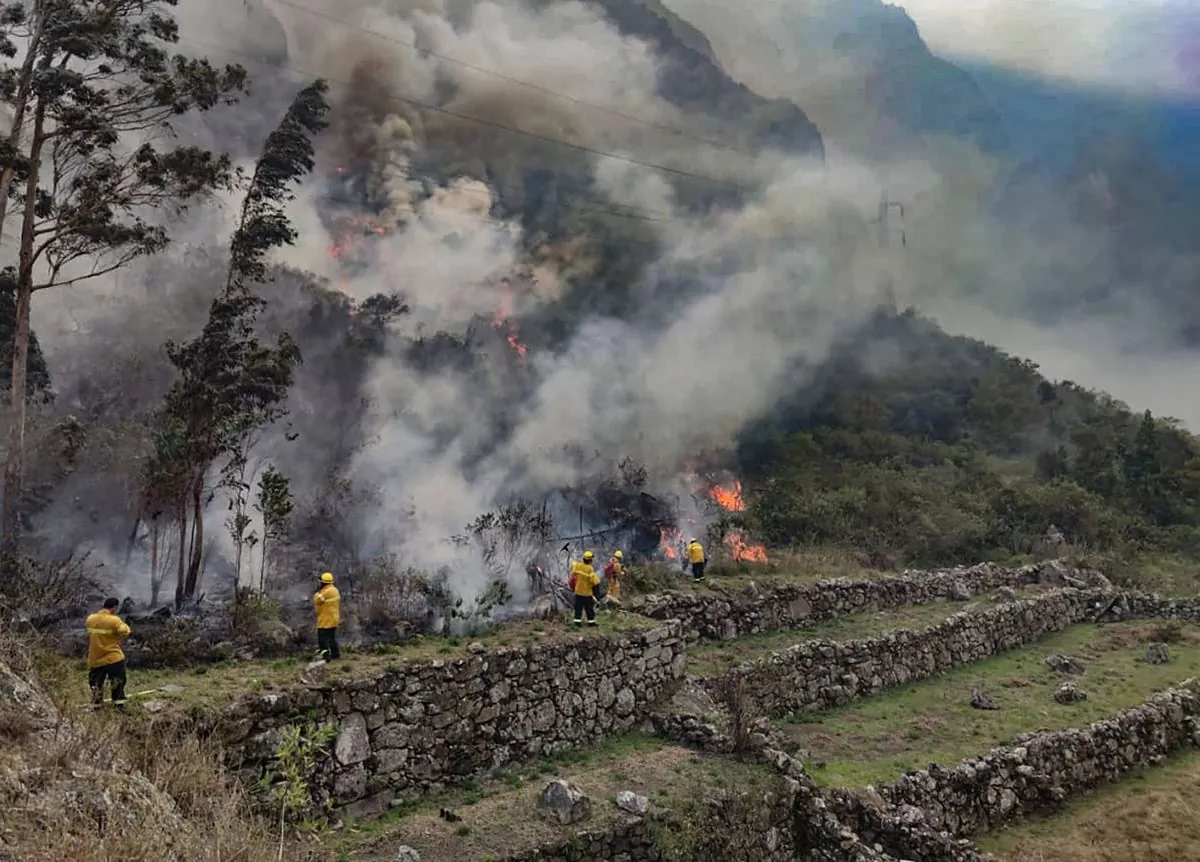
[22,0,1200,607]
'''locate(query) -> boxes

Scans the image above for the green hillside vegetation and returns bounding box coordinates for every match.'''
[732,311,1200,591]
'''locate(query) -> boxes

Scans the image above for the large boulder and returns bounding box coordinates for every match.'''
[538,779,591,824]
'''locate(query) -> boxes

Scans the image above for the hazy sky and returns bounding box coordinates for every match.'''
[894,0,1200,98]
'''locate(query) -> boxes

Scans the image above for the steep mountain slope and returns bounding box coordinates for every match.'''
[663,0,1005,155]
[579,0,824,155]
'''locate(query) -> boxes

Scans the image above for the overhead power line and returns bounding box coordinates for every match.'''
[265,0,758,160]
[181,36,752,201]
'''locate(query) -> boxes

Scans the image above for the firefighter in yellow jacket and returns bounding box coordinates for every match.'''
[687,538,706,582]
[313,572,341,660]
[603,550,625,603]
[86,597,131,705]
[570,551,601,626]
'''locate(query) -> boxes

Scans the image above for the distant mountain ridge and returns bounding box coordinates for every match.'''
[579,0,825,156]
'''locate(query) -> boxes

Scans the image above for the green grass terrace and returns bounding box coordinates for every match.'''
[778,620,1200,788]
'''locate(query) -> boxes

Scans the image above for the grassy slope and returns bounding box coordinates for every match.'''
[339,732,776,862]
[977,750,1200,861]
[780,621,1200,787]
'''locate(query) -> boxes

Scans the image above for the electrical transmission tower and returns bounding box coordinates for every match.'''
[870,193,905,314]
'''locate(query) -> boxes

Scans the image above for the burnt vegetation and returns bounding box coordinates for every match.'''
[0,0,1197,657]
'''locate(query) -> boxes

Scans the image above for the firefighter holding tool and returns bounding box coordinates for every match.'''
[568,551,600,626]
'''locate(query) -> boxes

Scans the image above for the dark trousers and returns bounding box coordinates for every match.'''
[573,594,596,624]
[317,627,340,660]
[88,660,127,703]
[691,561,706,581]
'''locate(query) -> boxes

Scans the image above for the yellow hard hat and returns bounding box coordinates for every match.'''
[320,572,334,583]
[582,550,594,560]
[614,550,623,559]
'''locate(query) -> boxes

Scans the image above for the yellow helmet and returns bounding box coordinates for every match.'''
[320,572,334,583]
[582,550,594,561]
[614,550,623,559]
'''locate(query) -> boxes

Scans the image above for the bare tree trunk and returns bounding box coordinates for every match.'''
[175,503,187,609]
[1,100,47,577]
[0,13,45,246]
[149,519,160,607]
[123,514,142,569]
[184,476,204,599]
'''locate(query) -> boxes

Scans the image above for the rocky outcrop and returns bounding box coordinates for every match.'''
[872,683,1200,836]
[702,589,1107,718]
[220,623,687,816]
[630,561,1106,643]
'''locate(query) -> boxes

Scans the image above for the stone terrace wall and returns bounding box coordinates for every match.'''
[1099,590,1200,622]
[705,588,1108,718]
[631,560,1108,643]
[220,622,686,817]
[876,683,1200,836]
[500,817,663,862]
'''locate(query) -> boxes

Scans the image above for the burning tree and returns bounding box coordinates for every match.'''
[144,79,329,606]
[0,0,248,575]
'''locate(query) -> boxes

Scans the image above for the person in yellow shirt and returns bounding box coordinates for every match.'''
[570,551,601,626]
[86,597,131,705]
[313,572,341,660]
[686,538,706,582]
[603,550,625,604]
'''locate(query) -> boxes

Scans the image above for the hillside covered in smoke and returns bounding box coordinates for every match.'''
[6,0,1200,617]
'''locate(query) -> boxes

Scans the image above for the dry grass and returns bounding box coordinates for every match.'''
[626,547,888,598]
[977,751,1200,861]
[62,611,656,712]
[0,628,306,862]
[338,733,775,862]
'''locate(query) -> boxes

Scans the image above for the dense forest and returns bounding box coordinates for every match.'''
[734,310,1200,590]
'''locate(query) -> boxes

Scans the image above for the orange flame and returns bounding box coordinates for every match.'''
[659,526,682,559]
[491,277,528,359]
[709,482,746,511]
[724,529,767,563]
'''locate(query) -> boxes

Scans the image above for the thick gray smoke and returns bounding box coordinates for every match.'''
[24,0,1196,605]
[666,0,1200,428]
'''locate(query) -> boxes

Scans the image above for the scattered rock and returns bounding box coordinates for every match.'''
[538,779,591,824]
[530,595,559,620]
[467,642,487,655]
[1044,654,1086,675]
[1054,682,1087,704]
[950,581,972,601]
[615,790,649,815]
[142,700,168,714]
[393,847,421,862]
[300,660,327,684]
[438,807,461,823]
[1145,643,1171,665]
[970,689,999,710]
[991,586,1018,603]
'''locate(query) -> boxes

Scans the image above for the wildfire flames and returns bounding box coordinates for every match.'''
[724,529,768,563]
[653,481,769,564]
[491,277,529,359]
[708,481,768,562]
[708,481,746,511]
[659,526,682,559]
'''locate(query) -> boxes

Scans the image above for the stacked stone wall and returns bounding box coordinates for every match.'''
[873,683,1200,836]
[703,588,1108,717]
[219,622,686,817]
[631,560,1107,642]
